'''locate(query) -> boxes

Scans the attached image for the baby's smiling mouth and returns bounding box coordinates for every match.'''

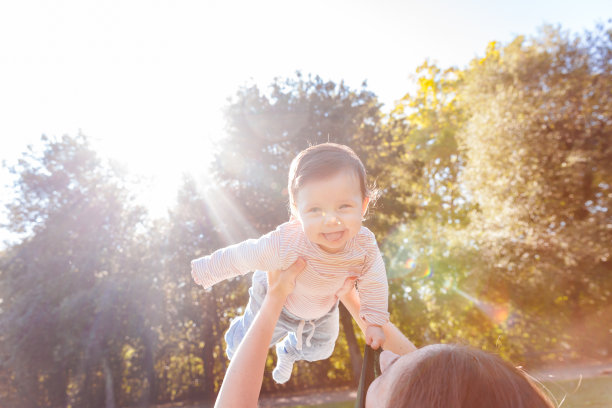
[322,231,345,242]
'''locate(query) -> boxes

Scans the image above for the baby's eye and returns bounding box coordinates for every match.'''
[339,204,353,209]
[309,207,322,213]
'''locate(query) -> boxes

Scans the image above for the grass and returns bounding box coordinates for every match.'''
[288,376,612,408]
[543,376,612,408]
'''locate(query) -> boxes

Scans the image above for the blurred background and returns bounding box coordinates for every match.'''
[1,1,610,407]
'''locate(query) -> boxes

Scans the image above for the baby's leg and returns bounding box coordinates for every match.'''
[225,270,287,359]
[300,304,340,362]
[273,305,340,383]
[272,333,301,384]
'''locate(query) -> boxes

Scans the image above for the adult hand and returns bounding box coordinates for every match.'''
[335,276,358,299]
[267,257,306,300]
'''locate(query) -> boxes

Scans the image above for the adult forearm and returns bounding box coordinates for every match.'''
[215,294,285,408]
[382,321,417,355]
[340,285,368,333]
[214,258,306,408]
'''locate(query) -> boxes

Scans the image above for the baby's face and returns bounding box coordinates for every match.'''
[295,170,368,253]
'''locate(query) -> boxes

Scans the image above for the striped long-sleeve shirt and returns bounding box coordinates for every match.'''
[191,219,389,326]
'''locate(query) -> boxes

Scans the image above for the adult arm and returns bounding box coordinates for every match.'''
[340,284,417,355]
[214,258,306,408]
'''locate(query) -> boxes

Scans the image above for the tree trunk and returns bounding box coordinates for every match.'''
[141,330,157,407]
[201,287,219,400]
[16,366,39,408]
[48,364,69,407]
[339,303,362,385]
[102,356,116,408]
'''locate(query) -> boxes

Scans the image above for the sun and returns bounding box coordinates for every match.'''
[92,129,221,219]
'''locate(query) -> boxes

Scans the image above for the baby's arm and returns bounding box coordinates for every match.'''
[338,281,416,355]
[357,249,389,322]
[365,325,385,350]
[191,229,281,288]
[354,234,391,348]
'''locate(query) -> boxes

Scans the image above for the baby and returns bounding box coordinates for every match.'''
[191,143,389,383]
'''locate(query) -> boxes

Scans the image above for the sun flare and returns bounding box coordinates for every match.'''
[93,129,221,218]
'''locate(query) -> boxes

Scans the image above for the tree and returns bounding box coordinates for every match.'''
[375,24,612,364]
[0,134,161,407]
[158,176,247,402]
[458,24,612,359]
[382,62,468,228]
[377,62,494,352]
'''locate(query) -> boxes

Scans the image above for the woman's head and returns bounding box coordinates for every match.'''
[288,143,377,253]
[367,344,554,408]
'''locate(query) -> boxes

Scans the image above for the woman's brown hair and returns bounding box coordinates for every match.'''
[386,344,555,408]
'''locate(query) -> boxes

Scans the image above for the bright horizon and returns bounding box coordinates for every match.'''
[1,0,609,245]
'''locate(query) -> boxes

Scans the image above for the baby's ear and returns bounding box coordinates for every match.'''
[289,209,300,222]
[361,197,370,216]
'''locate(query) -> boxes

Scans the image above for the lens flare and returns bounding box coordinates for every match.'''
[491,306,510,325]
[401,258,432,279]
[453,287,510,326]
[400,258,433,279]
[417,265,433,279]
[404,258,416,269]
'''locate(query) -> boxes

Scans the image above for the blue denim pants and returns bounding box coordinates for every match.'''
[225,270,339,362]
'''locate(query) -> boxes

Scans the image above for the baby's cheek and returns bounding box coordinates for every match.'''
[345,220,364,238]
[301,222,318,240]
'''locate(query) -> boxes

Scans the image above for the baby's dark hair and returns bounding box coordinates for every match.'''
[288,143,377,213]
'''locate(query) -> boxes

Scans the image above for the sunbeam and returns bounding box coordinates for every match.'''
[453,286,510,326]
[200,184,261,245]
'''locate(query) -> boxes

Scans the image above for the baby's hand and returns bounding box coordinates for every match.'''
[365,325,385,350]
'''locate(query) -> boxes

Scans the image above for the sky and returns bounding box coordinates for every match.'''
[0,0,609,244]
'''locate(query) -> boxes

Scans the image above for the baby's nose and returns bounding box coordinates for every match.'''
[323,212,340,225]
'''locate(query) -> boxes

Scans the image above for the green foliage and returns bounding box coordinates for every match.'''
[159,176,245,402]
[457,23,612,359]
[0,134,160,407]
[1,22,610,407]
